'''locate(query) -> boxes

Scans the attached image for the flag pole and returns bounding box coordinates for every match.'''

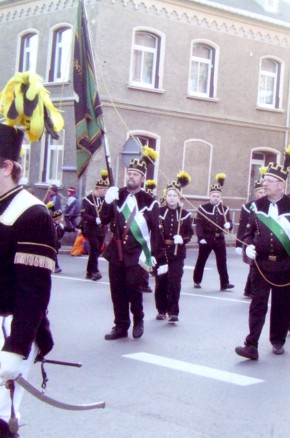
[80,0,122,260]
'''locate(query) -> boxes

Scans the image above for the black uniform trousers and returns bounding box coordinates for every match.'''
[193,237,229,288]
[86,233,104,275]
[108,262,145,330]
[155,258,184,316]
[245,266,290,348]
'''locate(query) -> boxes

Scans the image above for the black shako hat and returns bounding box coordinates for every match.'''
[0,124,24,161]
[127,158,147,176]
[265,162,288,182]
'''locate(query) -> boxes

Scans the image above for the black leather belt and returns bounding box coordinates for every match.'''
[259,255,287,262]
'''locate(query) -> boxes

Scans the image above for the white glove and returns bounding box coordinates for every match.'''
[104,186,119,204]
[173,235,183,245]
[235,247,243,256]
[151,256,157,267]
[0,351,23,385]
[199,239,207,244]
[245,244,256,260]
[96,217,101,225]
[157,264,168,276]
[224,222,231,229]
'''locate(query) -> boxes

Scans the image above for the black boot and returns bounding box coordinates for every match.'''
[0,419,19,438]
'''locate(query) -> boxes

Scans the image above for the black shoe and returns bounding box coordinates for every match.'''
[133,323,144,339]
[104,326,128,340]
[194,283,201,289]
[0,419,19,437]
[168,315,178,322]
[140,286,153,293]
[243,292,253,299]
[235,345,259,360]
[156,313,166,320]
[272,344,285,355]
[221,283,235,291]
[55,267,62,273]
[91,272,102,281]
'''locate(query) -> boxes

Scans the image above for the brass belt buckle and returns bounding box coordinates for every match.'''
[269,255,277,261]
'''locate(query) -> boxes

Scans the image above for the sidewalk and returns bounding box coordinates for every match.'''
[59,232,237,254]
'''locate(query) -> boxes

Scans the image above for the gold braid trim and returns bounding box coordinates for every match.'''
[14,253,55,272]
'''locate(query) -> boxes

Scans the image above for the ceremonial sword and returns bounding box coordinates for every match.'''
[14,375,105,410]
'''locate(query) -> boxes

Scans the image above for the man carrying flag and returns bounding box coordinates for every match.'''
[235,161,290,361]
[100,153,164,340]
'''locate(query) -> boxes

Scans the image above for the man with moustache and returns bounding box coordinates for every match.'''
[235,162,290,360]
[100,158,163,340]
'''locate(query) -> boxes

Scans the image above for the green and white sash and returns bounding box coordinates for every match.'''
[120,195,152,271]
[250,203,290,257]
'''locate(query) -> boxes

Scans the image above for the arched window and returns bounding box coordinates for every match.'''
[130,29,164,89]
[248,148,279,200]
[19,32,38,72]
[40,131,64,185]
[189,42,218,98]
[258,58,283,109]
[49,26,72,83]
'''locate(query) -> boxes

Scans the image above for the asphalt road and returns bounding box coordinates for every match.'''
[18,248,290,438]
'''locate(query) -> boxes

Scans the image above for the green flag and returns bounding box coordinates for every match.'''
[73,0,104,177]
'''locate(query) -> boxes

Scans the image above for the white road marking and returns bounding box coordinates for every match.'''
[124,352,264,387]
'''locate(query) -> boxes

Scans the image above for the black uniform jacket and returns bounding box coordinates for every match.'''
[159,205,193,260]
[243,195,290,272]
[0,186,56,358]
[81,193,107,237]
[195,202,233,242]
[100,187,163,267]
[236,201,252,249]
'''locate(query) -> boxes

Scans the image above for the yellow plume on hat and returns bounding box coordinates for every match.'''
[145,179,157,190]
[176,170,191,188]
[259,166,267,176]
[215,172,226,186]
[142,145,159,162]
[101,169,108,179]
[0,72,64,142]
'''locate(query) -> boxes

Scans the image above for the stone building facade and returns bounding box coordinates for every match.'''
[0,0,290,217]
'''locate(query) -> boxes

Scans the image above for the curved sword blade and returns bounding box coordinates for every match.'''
[16,376,105,411]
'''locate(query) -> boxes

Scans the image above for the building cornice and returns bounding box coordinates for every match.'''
[0,0,289,48]
[115,0,290,48]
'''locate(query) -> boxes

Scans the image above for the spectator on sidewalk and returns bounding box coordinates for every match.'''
[63,187,81,232]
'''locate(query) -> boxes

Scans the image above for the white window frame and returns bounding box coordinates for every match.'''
[17,30,38,73]
[19,139,31,185]
[40,130,64,186]
[47,24,72,83]
[188,40,219,98]
[125,130,160,183]
[129,27,165,90]
[257,57,284,109]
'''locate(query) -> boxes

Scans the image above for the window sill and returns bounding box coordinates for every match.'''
[127,84,165,94]
[34,183,62,189]
[255,105,285,114]
[186,94,220,103]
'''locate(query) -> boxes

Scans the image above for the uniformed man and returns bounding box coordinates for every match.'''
[0,124,56,437]
[235,179,265,298]
[235,162,290,360]
[155,180,193,322]
[100,158,163,340]
[193,183,234,291]
[81,175,109,281]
